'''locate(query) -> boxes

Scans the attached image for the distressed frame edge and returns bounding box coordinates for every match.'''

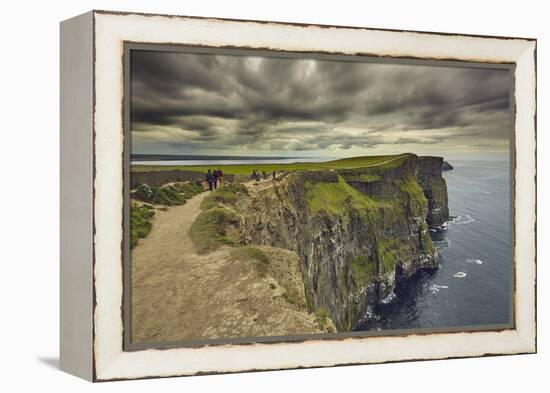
[90,11,537,381]
[91,8,537,42]
[512,40,537,353]
[59,10,95,381]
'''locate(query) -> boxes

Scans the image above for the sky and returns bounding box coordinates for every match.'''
[130,50,512,161]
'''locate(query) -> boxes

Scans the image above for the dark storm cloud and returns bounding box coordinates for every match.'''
[130,50,511,155]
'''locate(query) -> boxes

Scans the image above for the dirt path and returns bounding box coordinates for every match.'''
[131,190,322,344]
[363,154,406,168]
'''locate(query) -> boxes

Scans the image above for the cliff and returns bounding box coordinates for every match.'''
[211,153,449,331]
[418,156,450,228]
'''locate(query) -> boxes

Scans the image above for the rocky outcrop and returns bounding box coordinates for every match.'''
[418,156,450,228]
[234,154,449,331]
[442,161,454,171]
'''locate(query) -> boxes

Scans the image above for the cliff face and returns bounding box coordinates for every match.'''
[418,156,450,228]
[236,154,449,330]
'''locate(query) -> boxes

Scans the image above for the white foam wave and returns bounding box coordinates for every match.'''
[433,239,451,249]
[428,284,449,294]
[466,258,483,265]
[453,272,467,278]
[451,214,475,225]
[462,215,475,224]
[380,293,397,304]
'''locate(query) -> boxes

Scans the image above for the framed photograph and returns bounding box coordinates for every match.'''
[60,10,537,381]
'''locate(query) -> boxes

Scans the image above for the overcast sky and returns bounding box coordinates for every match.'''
[130,50,512,160]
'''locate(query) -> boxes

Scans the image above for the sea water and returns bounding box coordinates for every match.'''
[355,160,512,331]
[131,157,328,166]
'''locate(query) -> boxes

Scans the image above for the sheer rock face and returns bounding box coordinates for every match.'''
[418,156,450,228]
[236,154,449,331]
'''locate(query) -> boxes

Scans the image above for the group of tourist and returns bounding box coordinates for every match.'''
[200,168,281,192]
[251,169,276,182]
[205,168,224,191]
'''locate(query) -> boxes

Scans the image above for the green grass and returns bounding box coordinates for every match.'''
[429,177,448,203]
[420,226,435,254]
[189,207,239,254]
[339,172,381,183]
[229,246,269,276]
[395,176,427,204]
[329,154,410,169]
[130,204,155,248]
[305,175,379,216]
[173,182,204,198]
[349,255,377,286]
[392,175,430,217]
[357,173,381,182]
[314,307,335,332]
[131,153,413,175]
[133,182,203,206]
[377,238,413,273]
[201,183,249,210]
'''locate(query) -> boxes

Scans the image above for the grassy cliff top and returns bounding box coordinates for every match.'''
[131,153,413,175]
[305,175,381,216]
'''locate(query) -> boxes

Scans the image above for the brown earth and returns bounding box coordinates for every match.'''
[130,186,328,344]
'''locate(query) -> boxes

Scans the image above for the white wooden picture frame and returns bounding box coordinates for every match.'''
[60,10,536,382]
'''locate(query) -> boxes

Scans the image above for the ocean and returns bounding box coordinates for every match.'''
[131,157,328,166]
[355,160,512,331]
